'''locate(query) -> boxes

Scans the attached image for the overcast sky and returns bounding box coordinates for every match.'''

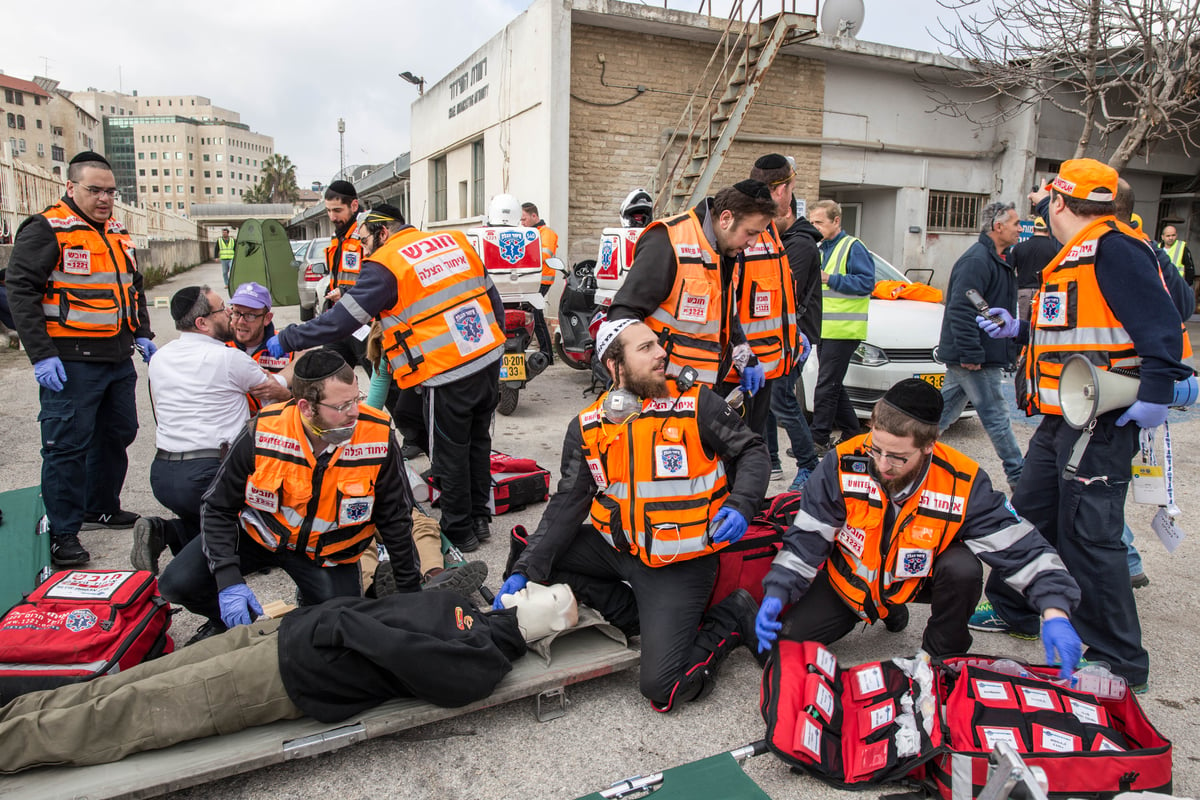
[3,0,946,188]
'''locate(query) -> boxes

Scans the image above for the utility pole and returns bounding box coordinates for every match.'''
[337,118,346,180]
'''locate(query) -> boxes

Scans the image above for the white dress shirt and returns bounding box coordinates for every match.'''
[149,332,276,451]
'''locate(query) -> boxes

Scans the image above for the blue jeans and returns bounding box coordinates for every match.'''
[766,364,818,471]
[938,365,1023,487]
[38,358,139,537]
[1122,524,1143,576]
[221,259,234,287]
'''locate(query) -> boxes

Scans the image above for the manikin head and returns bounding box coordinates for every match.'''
[500,582,579,641]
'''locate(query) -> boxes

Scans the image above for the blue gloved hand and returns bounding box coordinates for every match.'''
[709,507,748,544]
[493,573,528,610]
[976,307,1019,338]
[1116,400,1169,429]
[797,332,811,366]
[217,583,263,628]
[266,335,287,359]
[755,596,784,654]
[1042,616,1082,680]
[33,356,67,392]
[740,364,765,395]
[1172,375,1198,407]
[134,337,156,363]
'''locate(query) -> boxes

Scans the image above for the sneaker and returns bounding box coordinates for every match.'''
[423,561,489,595]
[472,517,492,543]
[51,534,90,566]
[770,464,784,480]
[1130,572,1150,589]
[446,531,481,553]
[81,510,140,530]
[184,620,228,647]
[131,516,167,575]
[1130,681,1149,695]
[967,601,1039,640]
[788,468,813,492]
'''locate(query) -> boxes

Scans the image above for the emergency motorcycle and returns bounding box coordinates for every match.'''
[466,194,551,415]
[554,258,598,371]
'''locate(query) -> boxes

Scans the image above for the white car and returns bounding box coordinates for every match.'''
[800,252,973,419]
[294,236,332,321]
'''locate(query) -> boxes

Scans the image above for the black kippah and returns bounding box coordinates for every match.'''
[880,378,944,425]
[169,286,203,322]
[754,153,789,170]
[734,179,773,201]
[69,150,111,169]
[293,348,349,381]
[327,180,357,198]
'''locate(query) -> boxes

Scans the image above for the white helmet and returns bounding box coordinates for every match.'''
[487,194,521,226]
[620,188,653,228]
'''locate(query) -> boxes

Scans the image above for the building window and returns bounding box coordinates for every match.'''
[216,170,223,178]
[927,191,988,233]
[3,89,11,103]
[37,143,44,156]
[205,187,212,195]
[204,170,211,178]
[151,185,158,193]
[138,152,144,160]
[150,152,157,160]
[177,185,183,193]
[36,119,42,129]
[51,145,64,161]
[151,169,158,176]
[217,187,224,195]
[18,139,25,152]
[471,140,485,216]
[432,156,448,221]
[5,113,13,128]
[16,115,25,130]
[139,169,146,176]
[164,185,171,193]
[203,154,210,162]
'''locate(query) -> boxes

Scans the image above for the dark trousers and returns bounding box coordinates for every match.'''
[425,360,501,544]
[392,386,427,454]
[149,457,221,554]
[986,414,1147,684]
[779,541,982,657]
[324,335,371,378]
[811,337,862,445]
[533,285,554,360]
[39,358,138,538]
[158,533,362,625]
[765,364,819,471]
[548,529,719,705]
[714,378,771,439]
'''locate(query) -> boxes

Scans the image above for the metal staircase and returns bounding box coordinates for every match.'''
[654,2,818,215]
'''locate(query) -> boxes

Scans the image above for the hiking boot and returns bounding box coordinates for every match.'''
[472,517,492,543]
[51,534,90,566]
[81,510,140,530]
[1130,571,1150,589]
[968,601,1039,640]
[447,531,481,553]
[423,561,489,595]
[184,620,228,647]
[131,516,167,575]
[883,603,909,633]
[721,588,761,655]
[789,468,813,492]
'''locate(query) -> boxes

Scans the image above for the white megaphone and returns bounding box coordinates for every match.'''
[1058,354,1140,430]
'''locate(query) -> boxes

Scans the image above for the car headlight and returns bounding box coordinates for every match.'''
[852,343,889,367]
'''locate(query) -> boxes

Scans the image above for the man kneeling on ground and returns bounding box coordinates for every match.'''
[755,379,1084,678]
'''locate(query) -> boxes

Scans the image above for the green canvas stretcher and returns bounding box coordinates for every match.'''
[575,743,771,800]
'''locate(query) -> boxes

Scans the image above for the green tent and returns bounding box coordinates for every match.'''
[228,219,300,306]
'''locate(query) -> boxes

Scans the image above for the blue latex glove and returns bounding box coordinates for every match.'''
[134,337,156,363]
[1042,616,1082,680]
[33,356,67,392]
[739,364,765,395]
[218,583,263,628]
[709,507,748,544]
[1116,400,1169,429]
[266,334,286,359]
[493,573,528,609]
[1172,375,1198,407]
[976,307,1019,339]
[797,332,811,366]
[755,596,784,654]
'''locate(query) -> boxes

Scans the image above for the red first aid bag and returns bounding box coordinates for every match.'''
[0,569,174,702]
[707,492,803,608]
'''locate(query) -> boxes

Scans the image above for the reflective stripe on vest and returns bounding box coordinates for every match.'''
[826,434,974,623]
[326,222,364,292]
[231,343,292,416]
[1165,239,1187,275]
[217,237,236,260]
[820,234,869,340]
[1026,217,1166,416]
[241,402,390,564]
[579,387,730,567]
[40,201,140,339]
[373,228,504,389]
[739,222,797,379]
[643,210,735,387]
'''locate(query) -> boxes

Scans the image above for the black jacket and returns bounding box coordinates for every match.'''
[1008,234,1058,290]
[513,386,770,582]
[937,231,1017,368]
[779,216,823,345]
[278,591,526,723]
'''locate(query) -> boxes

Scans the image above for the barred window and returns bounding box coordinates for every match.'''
[927,191,988,233]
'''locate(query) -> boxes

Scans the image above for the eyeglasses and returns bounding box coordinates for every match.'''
[77,184,119,198]
[202,304,229,317]
[228,309,266,321]
[865,443,918,468]
[317,392,366,415]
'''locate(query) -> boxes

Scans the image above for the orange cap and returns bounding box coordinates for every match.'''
[1045,158,1117,202]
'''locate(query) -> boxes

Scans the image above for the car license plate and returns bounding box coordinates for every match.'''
[914,372,944,389]
[501,353,527,381]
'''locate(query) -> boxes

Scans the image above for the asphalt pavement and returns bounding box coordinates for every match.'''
[0,259,1197,798]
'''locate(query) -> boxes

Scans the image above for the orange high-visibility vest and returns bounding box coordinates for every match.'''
[738,221,797,379]
[228,341,291,416]
[326,221,364,293]
[579,386,730,568]
[536,222,559,287]
[40,201,139,339]
[826,434,975,623]
[241,401,391,565]
[373,228,504,389]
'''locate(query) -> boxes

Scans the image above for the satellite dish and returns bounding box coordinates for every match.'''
[820,0,865,38]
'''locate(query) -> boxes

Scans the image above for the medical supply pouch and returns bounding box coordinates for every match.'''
[707,492,802,608]
[424,450,551,515]
[760,640,944,787]
[0,569,174,702]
